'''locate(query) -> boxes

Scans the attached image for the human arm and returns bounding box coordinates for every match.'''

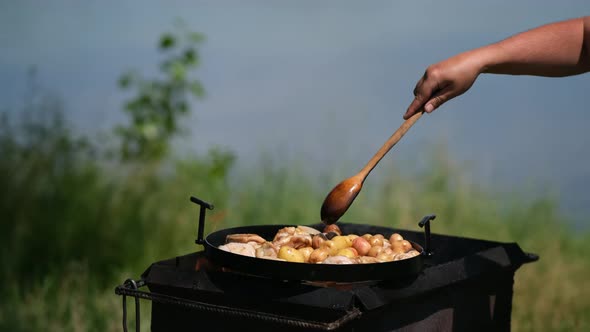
[404,16,590,120]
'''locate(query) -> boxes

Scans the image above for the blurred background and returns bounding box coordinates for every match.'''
[1,1,589,331]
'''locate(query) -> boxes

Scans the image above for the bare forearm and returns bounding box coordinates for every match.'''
[404,16,590,119]
[477,16,590,77]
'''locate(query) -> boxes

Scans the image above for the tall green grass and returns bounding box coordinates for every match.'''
[1,113,588,331]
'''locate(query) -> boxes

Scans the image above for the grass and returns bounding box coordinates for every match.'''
[0,119,588,331]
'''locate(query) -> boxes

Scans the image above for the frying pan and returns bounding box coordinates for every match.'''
[191,196,436,283]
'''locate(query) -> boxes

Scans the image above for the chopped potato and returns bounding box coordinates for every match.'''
[221,227,420,264]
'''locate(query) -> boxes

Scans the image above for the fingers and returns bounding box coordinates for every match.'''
[404,57,480,119]
[404,82,454,120]
[404,96,425,120]
[423,85,453,113]
[413,75,425,96]
[404,73,438,120]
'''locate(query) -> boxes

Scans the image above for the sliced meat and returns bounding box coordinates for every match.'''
[218,242,256,257]
[355,256,380,264]
[255,242,278,259]
[394,250,421,261]
[321,255,355,265]
[274,233,312,249]
[272,227,312,249]
[296,225,321,235]
[226,233,266,244]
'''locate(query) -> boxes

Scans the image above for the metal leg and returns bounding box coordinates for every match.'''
[120,279,141,332]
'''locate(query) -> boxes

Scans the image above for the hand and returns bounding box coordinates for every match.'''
[403,51,483,120]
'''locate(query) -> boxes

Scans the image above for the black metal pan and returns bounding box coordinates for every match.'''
[190,196,436,283]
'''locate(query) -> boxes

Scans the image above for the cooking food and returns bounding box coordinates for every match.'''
[218,224,420,264]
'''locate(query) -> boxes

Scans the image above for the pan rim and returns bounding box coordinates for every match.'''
[203,223,425,282]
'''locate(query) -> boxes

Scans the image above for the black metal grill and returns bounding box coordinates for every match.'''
[115,196,538,331]
[116,233,537,331]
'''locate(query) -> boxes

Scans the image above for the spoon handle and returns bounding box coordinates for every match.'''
[359,111,424,178]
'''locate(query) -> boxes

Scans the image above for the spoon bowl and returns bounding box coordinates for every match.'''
[320,111,424,225]
[320,174,364,225]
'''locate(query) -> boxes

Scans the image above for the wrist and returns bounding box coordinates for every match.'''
[476,43,506,74]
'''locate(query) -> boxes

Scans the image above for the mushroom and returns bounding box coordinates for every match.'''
[226,233,266,244]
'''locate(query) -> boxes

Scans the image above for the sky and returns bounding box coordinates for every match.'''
[1,1,589,227]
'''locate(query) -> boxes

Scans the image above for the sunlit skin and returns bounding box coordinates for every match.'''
[404,16,590,120]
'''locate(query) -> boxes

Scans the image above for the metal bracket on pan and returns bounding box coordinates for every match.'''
[418,214,436,256]
[190,196,214,245]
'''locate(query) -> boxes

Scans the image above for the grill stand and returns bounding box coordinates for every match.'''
[117,279,143,332]
[115,280,362,331]
[115,246,538,332]
[114,196,539,331]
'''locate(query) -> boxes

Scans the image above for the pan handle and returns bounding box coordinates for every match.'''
[190,196,214,245]
[418,214,436,256]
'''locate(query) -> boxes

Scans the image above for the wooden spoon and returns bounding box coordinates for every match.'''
[320,111,424,225]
